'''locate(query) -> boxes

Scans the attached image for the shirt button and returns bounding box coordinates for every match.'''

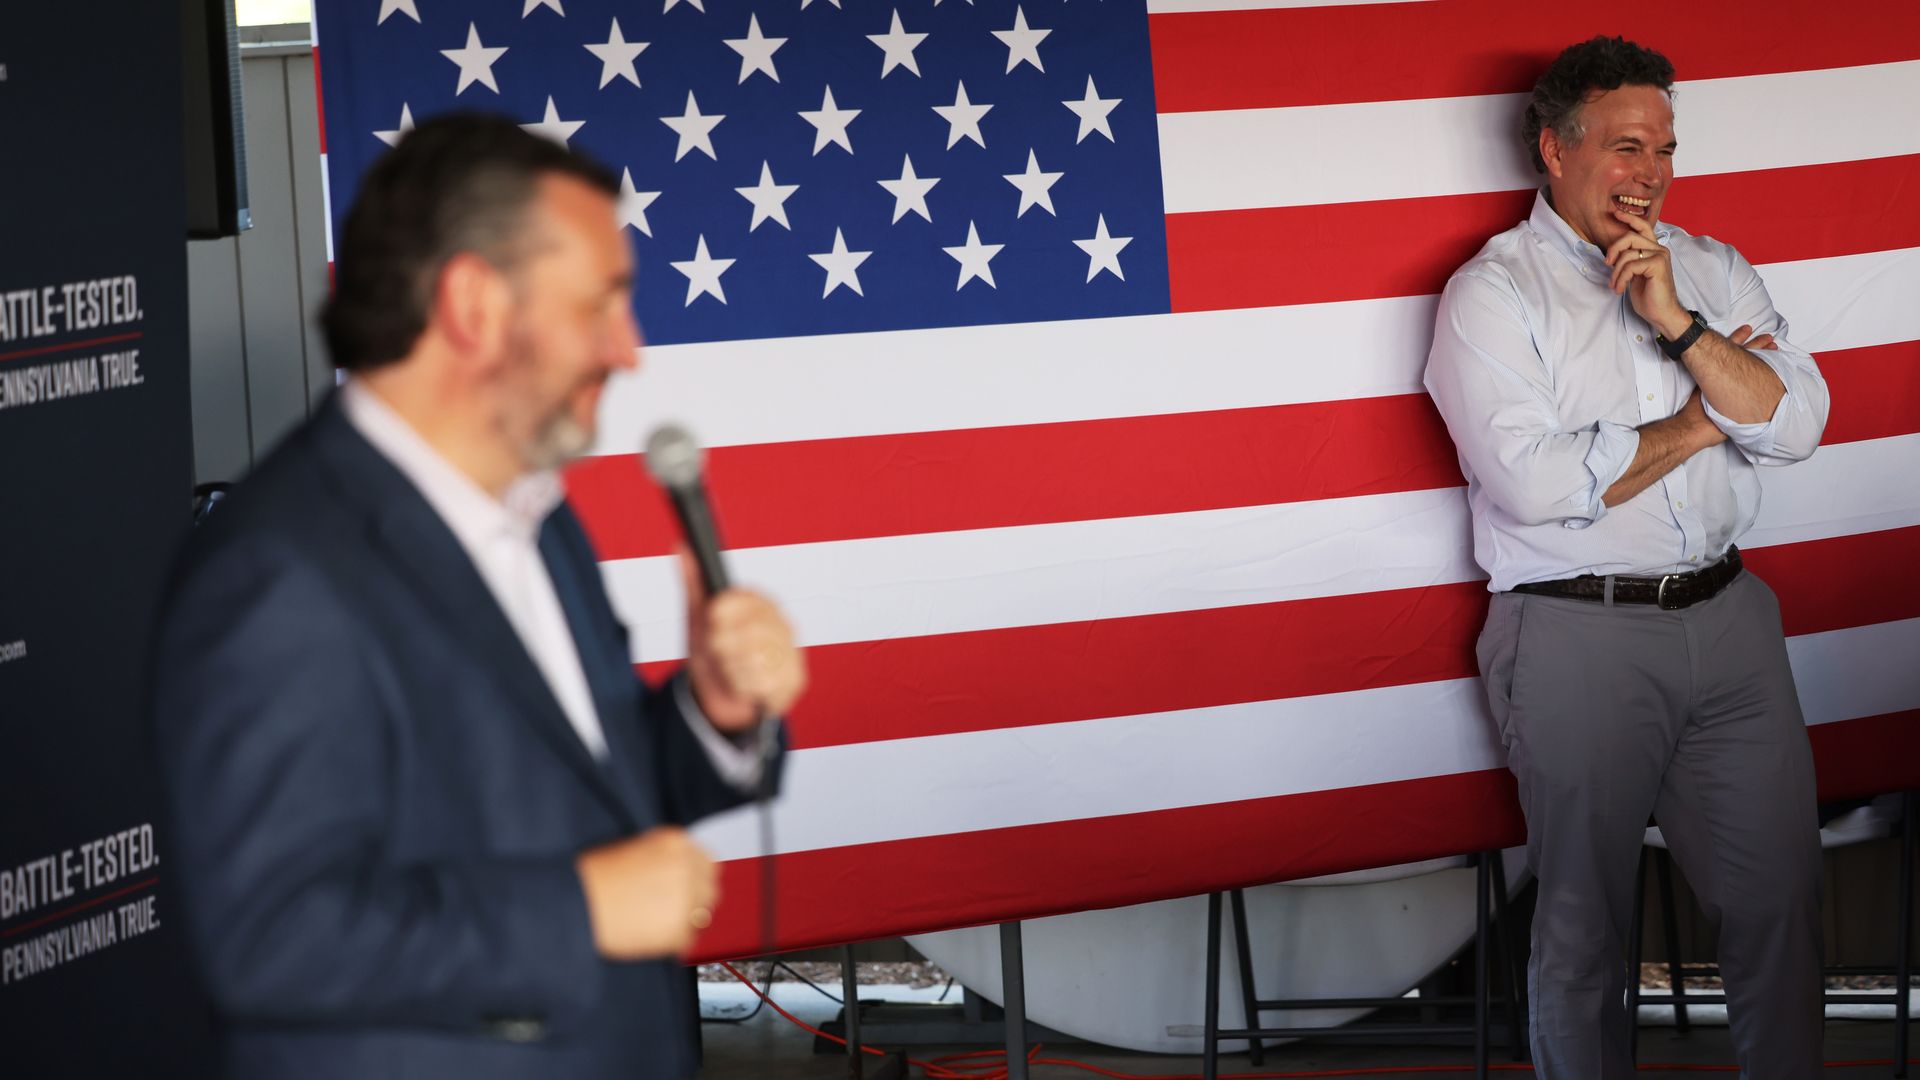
[1646,393,1655,401]
[1689,555,1699,562]
[1636,334,1645,343]
[1675,500,1685,509]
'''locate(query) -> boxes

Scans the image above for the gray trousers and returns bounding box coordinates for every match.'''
[1476,570,1823,1078]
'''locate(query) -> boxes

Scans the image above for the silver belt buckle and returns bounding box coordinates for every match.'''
[1657,573,1682,610]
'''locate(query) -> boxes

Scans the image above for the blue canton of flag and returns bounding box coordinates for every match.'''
[315,0,1171,347]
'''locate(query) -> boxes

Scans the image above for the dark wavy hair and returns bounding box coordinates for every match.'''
[320,113,620,372]
[1523,36,1675,174]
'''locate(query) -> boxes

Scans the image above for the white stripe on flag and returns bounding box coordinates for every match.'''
[689,616,1920,861]
[610,485,1480,662]
[594,247,1920,454]
[595,294,1441,454]
[602,433,1920,663]
[696,676,1502,860]
[1793,618,1920,727]
[1157,61,1920,213]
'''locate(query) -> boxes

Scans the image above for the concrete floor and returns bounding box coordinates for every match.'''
[695,983,1918,1079]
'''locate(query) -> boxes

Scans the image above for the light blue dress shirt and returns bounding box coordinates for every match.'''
[1424,190,1829,592]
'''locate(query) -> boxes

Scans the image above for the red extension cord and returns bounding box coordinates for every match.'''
[717,961,1916,1080]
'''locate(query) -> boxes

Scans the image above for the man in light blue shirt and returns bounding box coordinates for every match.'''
[1425,37,1829,1077]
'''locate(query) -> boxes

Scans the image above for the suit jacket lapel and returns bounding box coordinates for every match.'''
[538,513,654,821]
[308,399,634,824]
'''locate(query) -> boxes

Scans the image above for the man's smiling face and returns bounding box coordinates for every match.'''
[1541,82,1676,249]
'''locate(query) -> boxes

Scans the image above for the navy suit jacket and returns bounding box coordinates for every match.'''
[151,395,776,1079]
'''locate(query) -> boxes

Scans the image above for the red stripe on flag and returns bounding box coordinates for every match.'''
[687,709,1920,960]
[1662,155,1920,267]
[1742,525,1920,639]
[566,394,1462,561]
[1817,340,1920,447]
[650,581,1489,749]
[636,527,1920,751]
[571,344,1911,561]
[690,768,1527,961]
[1808,710,1920,803]
[1167,190,1530,312]
[1167,156,1920,313]
[1148,0,1920,114]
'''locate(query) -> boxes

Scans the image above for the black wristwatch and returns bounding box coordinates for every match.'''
[1655,309,1708,360]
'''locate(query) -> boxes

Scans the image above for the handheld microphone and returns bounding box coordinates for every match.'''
[644,424,782,954]
[643,424,729,596]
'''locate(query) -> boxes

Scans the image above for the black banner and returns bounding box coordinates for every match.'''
[0,2,209,1073]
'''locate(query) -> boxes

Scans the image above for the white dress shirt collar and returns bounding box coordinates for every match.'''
[338,379,564,549]
[1530,188,1676,285]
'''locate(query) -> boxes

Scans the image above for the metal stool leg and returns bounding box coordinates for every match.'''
[1000,922,1029,1080]
[1203,893,1223,1080]
[1627,846,1646,1062]
[843,945,863,1080]
[1475,853,1490,1080]
[1489,849,1527,1059]
[1228,889,1265,1066]
[1897,792,1914,1079]
[1654,848,1691,1034]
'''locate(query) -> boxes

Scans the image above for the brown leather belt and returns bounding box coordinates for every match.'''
[1510,547,1743,611]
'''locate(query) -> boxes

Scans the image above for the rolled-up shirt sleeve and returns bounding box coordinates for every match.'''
[1702,249,1830,464]
[1425,270,1637,528]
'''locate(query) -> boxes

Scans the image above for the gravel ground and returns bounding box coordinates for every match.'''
[1637,963,1910,990]
[702,960,1906,995]
[697,960,955,991]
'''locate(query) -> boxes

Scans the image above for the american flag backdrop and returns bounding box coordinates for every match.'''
[311,0,1920,962]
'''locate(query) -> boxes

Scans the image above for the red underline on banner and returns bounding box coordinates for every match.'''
[0,876,159,940]
[0,331,144,366]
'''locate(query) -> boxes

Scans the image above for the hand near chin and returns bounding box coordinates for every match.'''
[1603,208,1688,338]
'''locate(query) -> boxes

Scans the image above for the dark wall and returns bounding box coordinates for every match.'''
[0,2,210,1073]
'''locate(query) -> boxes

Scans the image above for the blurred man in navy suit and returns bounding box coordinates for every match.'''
[152,114,805,1079]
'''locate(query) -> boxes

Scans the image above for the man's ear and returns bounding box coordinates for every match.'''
[432,252,512,370]
[1539,126,1565,180]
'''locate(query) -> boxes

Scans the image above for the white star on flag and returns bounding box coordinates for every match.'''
[523,0,564,16]
[943,221,1003,290]
[801,0,842,7]
[1003,149,1063,217]
[585,18,648,89]
[521,97,584,147]
[1063,77,1120,144]
[993,6,1050,74]
[878,155,940,224]
[661,91,724,162]
[441,24,508,95]
[1072,214,1132,282]
[736,161,799,231]
[617,169,660,237]
[809,229,873,298]
[662,0,704,11]
[670,235,734,306]
[373,103,415,147]
[724,14,786,84]
[377,0,419,26]
[867,10,927,78]
[932,81,992,150]
[799,86,859,155]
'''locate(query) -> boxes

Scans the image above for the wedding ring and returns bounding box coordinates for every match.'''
[690,906,713,930]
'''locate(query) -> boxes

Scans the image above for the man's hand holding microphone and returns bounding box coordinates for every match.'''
[576,426,808,959]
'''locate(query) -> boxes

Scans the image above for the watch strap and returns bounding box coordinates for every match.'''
[1657,309,1707,360]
